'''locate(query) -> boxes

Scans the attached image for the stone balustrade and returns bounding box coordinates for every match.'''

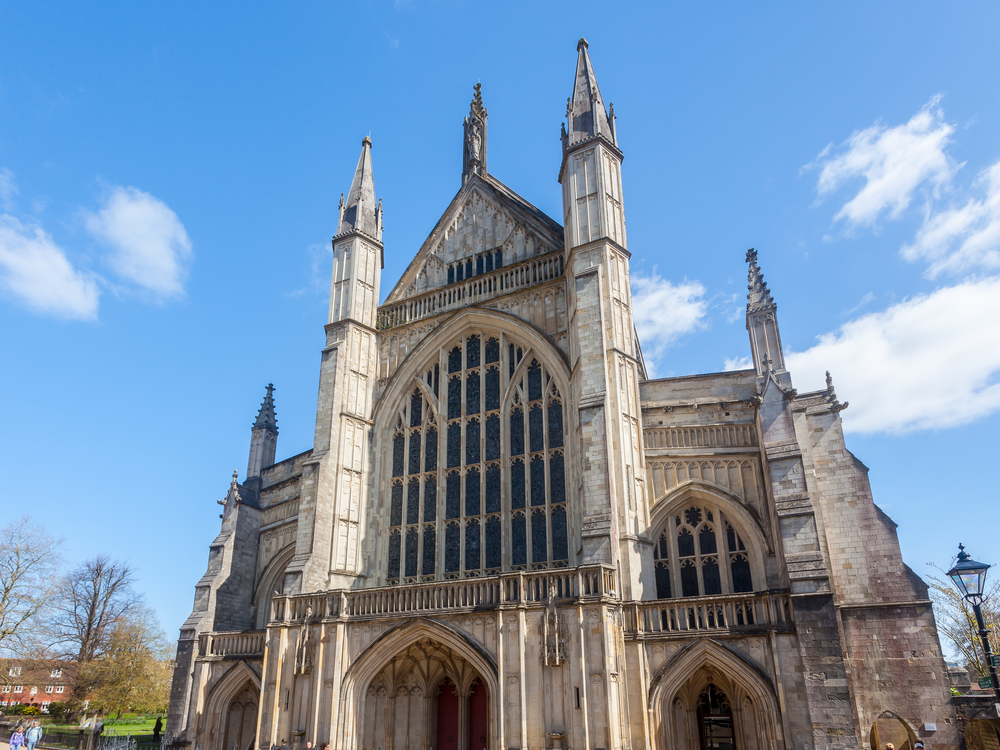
[198,630,266,658]
[643,423,757,451]
[271,564,617,623]
[625,591,793,636]
[376,251,565,331]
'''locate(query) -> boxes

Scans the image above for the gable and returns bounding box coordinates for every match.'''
[383,174,564,305]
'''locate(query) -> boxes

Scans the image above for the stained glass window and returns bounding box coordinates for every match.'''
[652,505,755,599]
[385,334,571,582]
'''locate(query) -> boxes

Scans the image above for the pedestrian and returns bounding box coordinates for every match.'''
[914,744,925,750]
[305,742,312,750]
[153,718,163,742]
[25,721,43,750]
[320,744,329,750]
[10,727,26,750]
[884,744,894,750]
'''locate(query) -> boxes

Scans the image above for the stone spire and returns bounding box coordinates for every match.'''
[338,136,381,240]
[248,384,278,479]
[746,248,775,312]
[565,38,615,150]
[462,83,488,185]
[744,249,785,374]
[253,383,278,433]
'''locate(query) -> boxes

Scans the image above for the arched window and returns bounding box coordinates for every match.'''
[386,333,568,583]
[651,503,755,599]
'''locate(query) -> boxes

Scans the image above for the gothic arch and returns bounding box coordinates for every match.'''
[646,483,769,599]
[253,543,295,628]
[650,482,768,549]
[338,618,500,750]
[371,307,575,583]
[200,661,262,750]
[869,710,919,750]
[648,637,782,750]
[373,307,571,429]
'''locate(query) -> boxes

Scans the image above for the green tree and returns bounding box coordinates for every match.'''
[83,606,173,719]
[928,567,1000,679]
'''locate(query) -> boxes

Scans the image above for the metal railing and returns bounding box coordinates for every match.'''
[376,251,565,331]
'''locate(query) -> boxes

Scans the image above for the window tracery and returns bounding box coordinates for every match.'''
[386,332,568,583]
[652,503,755,599]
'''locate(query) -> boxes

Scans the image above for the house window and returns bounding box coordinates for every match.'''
[8,668,21,677]
[14,686,23,693]
[56,686,65,693]
[0,701,7,707]
[1,686,9,693]
[50,669,62,678]
[41,701,50,712]
[386,333,569,583]
[651,504,755,599]
[45,686,54,693]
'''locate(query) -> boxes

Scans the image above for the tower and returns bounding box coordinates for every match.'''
[282,137,383,594]
[560,39,649,599]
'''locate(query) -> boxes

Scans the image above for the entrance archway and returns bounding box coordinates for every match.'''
[966,718,1000,750]
[357,638,492,750]
[222,683,258,750]
[869,712,917,750]
[649,639,781,750]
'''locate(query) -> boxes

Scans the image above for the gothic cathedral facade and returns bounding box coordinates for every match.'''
[167,41,961,750]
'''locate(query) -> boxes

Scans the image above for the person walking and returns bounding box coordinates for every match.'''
[25,721,43,750]
[153,718,163,743]
[9,726,26,750]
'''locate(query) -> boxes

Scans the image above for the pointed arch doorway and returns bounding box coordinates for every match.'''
[436,678,489,750]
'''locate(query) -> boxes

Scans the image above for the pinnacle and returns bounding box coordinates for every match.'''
[746,248,775,312]
[338,137,379,238]
[566,39,613,148]
[253,383,278,433]
[578,38,589,51]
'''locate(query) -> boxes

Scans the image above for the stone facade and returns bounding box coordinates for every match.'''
[167,40,971,750]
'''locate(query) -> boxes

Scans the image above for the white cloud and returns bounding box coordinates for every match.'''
[807,96,959,228]
[786,276,1000,434]
[85,186,192,299]
[0,168,17,211]
[723,356,753,371]
[902,159,1000,278]
[0,215,100,320]
[631,271,708,375]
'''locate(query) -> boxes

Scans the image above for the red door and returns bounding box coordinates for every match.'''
[437,679,459,750]
[468,681,488,750]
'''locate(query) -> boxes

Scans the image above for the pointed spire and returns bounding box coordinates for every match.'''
[462,83,488,185]
[566,38,614,148]
[253,383,278,433]
[746,248,775,312]
[338,137,379,239]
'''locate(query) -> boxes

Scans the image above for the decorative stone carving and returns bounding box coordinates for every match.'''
[542,583,566,666]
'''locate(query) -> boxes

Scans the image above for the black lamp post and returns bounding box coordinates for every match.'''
[947,544,1000,702]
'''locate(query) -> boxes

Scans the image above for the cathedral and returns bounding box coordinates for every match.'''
[167,40,967,750]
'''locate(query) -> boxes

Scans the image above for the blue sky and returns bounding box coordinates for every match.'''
[2,2,999,641]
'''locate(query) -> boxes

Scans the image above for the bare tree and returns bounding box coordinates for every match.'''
[49,556,141,662]
[928,566,1000,679]
[0,516,62,657]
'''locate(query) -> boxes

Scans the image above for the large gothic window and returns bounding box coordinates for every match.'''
[651,503,755,599]
[386,333,568,584]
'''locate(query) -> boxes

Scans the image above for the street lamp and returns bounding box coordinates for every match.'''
[947,544,1000,703]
